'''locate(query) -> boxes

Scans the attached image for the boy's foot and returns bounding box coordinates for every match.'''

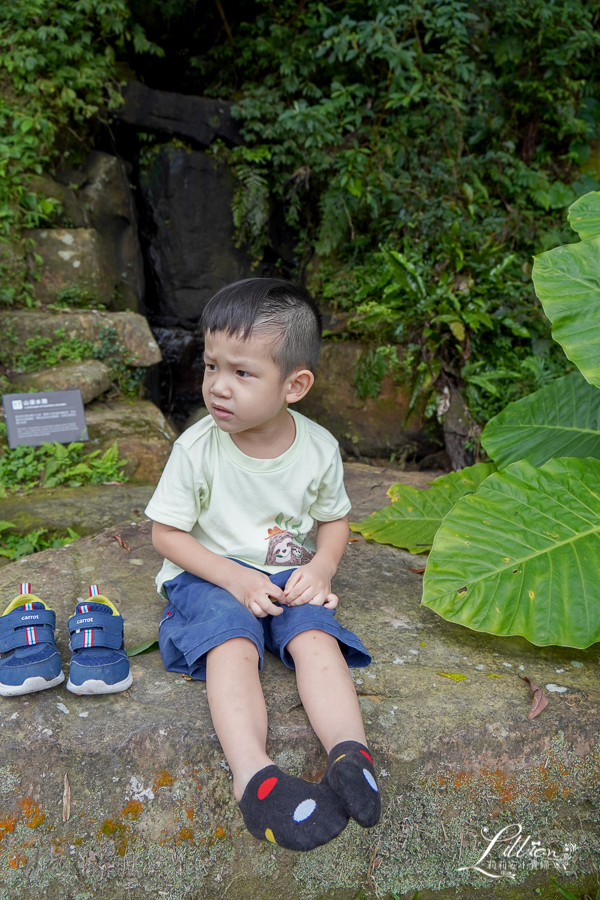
[239,764,349,851]
[0,584,65,697]
[66,586,132,695]
[322,740,381,827]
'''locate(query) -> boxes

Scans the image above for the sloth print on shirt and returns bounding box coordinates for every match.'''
[264,515,315,567]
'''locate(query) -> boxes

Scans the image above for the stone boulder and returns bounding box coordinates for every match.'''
[0,310,162,369]
[8,360,112,404]
[76,152,145,313]
[26,174,86,228]
[139,146,252,325]
[297,341,438,459]
[85,398,176,483]
[24,228,114,307]
[0,483,155,547]
[33,154,145,312]
[0,464,598,899]
[114,80,242,147]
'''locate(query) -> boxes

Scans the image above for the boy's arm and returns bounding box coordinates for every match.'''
[284,515,349,608]
[151,522,285,617]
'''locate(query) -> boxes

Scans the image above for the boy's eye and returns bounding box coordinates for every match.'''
[205,363,216,371]
[236,369,250,377]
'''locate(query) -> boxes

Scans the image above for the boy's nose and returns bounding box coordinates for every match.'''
[210,373,232,398]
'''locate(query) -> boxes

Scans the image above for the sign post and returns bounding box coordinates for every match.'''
[2,390,89,450]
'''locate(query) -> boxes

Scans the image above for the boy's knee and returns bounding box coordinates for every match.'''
[286,629,339,660]
[207,636,259,664]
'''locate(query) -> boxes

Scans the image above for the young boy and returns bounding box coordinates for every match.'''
[145,278,380,851]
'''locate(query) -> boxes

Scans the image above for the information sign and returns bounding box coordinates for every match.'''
[2,390,89,449]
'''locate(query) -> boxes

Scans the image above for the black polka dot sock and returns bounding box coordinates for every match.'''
[238,764,349,851]
[322,740,381,827]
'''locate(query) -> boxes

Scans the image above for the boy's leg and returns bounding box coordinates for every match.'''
[286,629,366,751]
[287,629,381,827]
[206,635,349,851]
[205,637,271,801]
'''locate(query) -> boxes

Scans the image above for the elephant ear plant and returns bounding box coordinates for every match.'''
[351,191,600,649]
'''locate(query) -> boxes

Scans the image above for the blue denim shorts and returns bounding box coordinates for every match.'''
[159,563,372,681]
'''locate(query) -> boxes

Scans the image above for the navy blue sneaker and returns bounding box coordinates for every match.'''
[0,583,65,697]
[66,585,132,695]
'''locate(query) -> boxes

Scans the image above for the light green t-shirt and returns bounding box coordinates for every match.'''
[145,410,351,596]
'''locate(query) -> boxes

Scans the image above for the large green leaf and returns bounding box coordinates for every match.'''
[532,234,600,388]
[349,463,496,554]
[481,372,600,469]
[422,457,600,648]
[568,190,600,240]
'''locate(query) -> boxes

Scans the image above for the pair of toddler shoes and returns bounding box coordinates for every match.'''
[0,583,132,697]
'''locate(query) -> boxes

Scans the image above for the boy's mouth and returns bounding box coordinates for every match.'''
[212,404,233,419]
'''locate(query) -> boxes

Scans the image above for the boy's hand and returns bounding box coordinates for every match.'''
[283,559,338,609]
[231,568,285,618]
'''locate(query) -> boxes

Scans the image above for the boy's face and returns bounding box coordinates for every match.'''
[202,329,294,436]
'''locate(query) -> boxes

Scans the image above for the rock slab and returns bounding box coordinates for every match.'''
[115,80,241,147]
[0,465,598,899]
[84,398,177,484]
[1,310,162,369]
[8,359,112,404]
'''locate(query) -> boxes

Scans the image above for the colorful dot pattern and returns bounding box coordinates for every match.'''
[255,773,319,845]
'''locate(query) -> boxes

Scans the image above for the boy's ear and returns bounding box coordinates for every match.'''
[285,369,314,404]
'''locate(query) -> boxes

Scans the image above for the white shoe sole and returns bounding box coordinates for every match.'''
[0,671,65,697]
[66,672,133,695]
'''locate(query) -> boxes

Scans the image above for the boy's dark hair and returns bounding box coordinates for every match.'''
[201,278,322,377]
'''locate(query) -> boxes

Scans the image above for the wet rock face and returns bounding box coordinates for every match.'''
[139,146,252,326]
[148,326,205,429]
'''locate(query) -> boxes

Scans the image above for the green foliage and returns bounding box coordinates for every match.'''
[10,328,94,372]
[229,145,272,260]
[93,325,146,397]
[481,372,600,469]
[354,344,404,400]
[350,462,496,553]
[568,190,600,241]
[0,520,79,560]
[174,0,600,419]
[533,217,600,389]
[0,0,161,304]
[330,242,570,418]
[51,285,105,310]
[5,324,144,397]
[422,457,600,648]
[0,440,127,495]
[126,639,159,657]
[357,191,600,648]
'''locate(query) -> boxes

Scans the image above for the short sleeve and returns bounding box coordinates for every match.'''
[309,449,351,522]
[144,443,205,532]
